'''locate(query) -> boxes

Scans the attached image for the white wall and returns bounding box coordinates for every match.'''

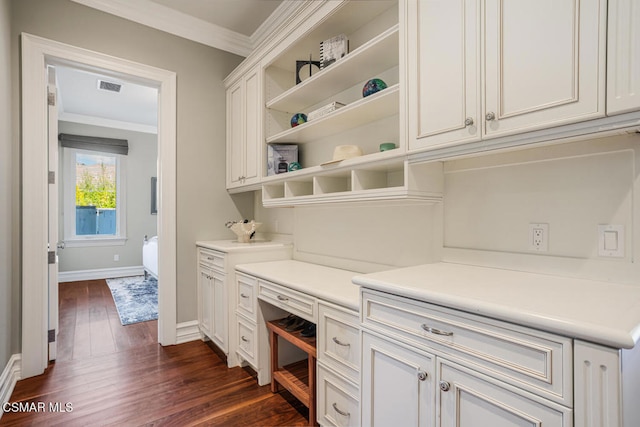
[57,122,158,273]
[0,0,15,370]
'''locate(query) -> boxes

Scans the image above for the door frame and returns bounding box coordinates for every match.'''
[21,33,177,378]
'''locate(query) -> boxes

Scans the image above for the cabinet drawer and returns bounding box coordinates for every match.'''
[362,290,572,405]
[236,315,257,367]
[236,272,257,321]
[198,248,224,270]
[258,280,316,322]
[318,303,360,384]
[317,363,360,427]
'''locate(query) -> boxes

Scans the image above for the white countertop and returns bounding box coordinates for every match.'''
[196,239,291,253]
[352,262,640,349]
[235,260,360,311]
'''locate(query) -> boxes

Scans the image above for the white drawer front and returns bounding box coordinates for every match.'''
[198,248,224,270]
[258,280,316,322]
[317,363,360,427]
[236,273,257,321]
[236,315,257,367]
[362,290,572,405]
[318,303,360,384]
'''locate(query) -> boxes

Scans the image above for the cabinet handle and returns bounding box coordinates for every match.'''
[485,111,496,121]
[276,295,289,302]
[207,256,214,260]
[464,117,474,126]
[332,402,350,417]
[241,336,249,342]
[240,293,249,298]
[421,324,453,336]
[417,370,428,381]
[332,337,350,347]
[439,380,451,392]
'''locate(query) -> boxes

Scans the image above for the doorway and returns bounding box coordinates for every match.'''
[21,33,177,379]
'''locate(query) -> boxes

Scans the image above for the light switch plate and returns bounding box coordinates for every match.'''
[598,225,624,257]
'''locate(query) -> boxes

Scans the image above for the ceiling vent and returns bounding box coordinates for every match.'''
[97,80,122,93]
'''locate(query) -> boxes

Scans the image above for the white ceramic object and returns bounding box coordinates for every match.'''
[230,221,262,243]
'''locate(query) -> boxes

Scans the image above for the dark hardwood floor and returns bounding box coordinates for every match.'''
[1,280,308,426]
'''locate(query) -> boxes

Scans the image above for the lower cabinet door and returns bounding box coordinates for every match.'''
[211,270,228,353]
[438,359,571,427]
[361,332,435,427]
[198,265,213,340]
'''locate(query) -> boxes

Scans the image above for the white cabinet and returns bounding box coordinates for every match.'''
[408,0,606,152]
[196,248,228,352]
[361,332,435,427]
[196,242,292,368]
[607,0,640,115]
[360,289,573,427]
[437,359,570,427]
[226,64,262,189]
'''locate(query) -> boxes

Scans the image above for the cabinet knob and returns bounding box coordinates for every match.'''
[439,380,451,392]
[464,117,474,126]
[417,371,428,381]
[485,112,496,121]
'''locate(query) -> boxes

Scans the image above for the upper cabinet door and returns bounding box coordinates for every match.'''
[227,80,244,188]
[243,66,261,184]
[408,0,481,151]
[483,0,606,138]
[607,0,640,115]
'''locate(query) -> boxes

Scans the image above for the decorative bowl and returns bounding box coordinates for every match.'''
[362,78,387,97]
[290,113,307,127]
[230,221,262,243]
[379,142,396,151]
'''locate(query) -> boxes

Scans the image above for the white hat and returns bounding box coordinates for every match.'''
[321,145,363,165]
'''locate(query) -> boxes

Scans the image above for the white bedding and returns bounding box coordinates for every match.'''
[143,235,158,279]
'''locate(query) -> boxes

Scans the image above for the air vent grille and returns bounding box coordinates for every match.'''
[98,80,122,93]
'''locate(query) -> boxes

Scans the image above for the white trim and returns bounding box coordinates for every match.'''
[58,266,144,283]
[63,237,127,248]
[70,0,253,57]
[21,33,177,379]
[59,111,157,134]
[0,354,21,408]
[176,320,202,345]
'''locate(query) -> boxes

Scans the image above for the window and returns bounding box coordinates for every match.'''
[63,148,127,246]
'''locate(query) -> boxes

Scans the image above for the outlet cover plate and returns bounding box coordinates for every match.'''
[598,225,624,257]
[529,223,549,252]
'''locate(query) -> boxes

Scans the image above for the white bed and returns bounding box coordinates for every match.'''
[143,235,158,279]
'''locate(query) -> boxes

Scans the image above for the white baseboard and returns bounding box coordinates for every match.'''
[176,320,202,344]
[0,354,21,408]
[58,266,144,282]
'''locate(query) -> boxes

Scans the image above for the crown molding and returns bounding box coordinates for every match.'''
[70,0,302,57]
[70,0,253,56]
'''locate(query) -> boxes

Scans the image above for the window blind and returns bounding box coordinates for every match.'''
[58,133,129,155]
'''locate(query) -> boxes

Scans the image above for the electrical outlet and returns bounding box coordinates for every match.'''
[529,223,548,252]
[114,254,119,262]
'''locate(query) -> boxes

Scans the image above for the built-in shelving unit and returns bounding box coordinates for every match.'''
[262,158,443,207]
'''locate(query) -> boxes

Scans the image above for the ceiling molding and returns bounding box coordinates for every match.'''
[250,0,308,49]
[59,112,158,134]
[70,0,253,56]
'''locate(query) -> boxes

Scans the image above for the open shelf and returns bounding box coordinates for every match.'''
[262,158,444,207]
[267,25,399,112]
[266,84,399,144]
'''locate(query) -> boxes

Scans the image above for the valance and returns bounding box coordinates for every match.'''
[58,133,128,155]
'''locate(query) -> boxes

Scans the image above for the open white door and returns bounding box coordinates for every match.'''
[47,66,59,361]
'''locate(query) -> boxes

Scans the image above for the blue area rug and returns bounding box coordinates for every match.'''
[106,275,158,326]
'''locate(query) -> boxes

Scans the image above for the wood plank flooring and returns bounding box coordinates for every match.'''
[1,280,308,426]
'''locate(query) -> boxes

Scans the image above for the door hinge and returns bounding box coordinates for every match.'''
[48,329,56,343]
[48,250,56,264]
[48,171,55,184]
[47,92,56,106]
